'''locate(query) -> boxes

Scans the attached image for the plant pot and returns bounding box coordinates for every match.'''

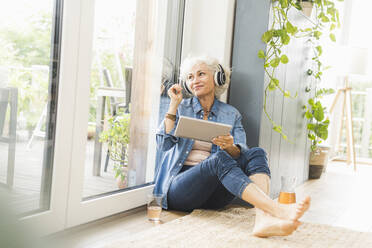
[299,1,313,17]
[309,145,330,179]
[116,167,128,189]
[309,164,324,179]
[116,176,128,189]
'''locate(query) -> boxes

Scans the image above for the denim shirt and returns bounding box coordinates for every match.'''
[154,96,249,209]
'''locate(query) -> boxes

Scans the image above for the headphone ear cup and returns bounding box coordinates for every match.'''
[214,64,226,86]
[181,79,193,95]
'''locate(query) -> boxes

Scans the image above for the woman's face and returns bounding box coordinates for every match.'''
[186,63,215,98]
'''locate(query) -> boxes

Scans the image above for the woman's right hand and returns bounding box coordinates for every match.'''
[167,84,183,106]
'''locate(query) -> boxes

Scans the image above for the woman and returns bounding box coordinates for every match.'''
[154,55,310,237]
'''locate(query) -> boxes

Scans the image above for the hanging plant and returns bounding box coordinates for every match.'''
[258,0,343,140]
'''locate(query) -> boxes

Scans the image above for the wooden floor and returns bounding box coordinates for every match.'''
[0,139,120,214]
[297,161,372,232]
[46,161,372,248]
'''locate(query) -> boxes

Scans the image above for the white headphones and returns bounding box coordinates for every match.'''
[181,64,226,95]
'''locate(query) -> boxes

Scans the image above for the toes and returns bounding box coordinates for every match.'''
[303,196,311,205]
[297,204,306,211]
[292,197,311,221]
[293,220,302,228]
[298,196,311,210]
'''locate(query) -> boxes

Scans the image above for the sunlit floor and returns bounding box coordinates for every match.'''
[297,161,372,232]
[47,161,372,248]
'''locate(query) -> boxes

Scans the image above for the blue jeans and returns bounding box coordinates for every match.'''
[167,147,270,212]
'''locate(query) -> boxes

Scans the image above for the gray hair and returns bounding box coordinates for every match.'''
[179,55,231,97]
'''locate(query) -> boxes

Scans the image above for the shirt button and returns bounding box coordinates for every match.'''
[209,117,212,120]
[179,163,182,166]
[186,151,189,154]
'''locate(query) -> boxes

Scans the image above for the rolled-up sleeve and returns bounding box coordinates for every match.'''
[232,113,249,154]
[156,115,180,151]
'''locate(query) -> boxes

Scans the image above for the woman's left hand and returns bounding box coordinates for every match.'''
[212,135,234,150]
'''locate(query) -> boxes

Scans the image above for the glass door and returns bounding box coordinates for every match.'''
[66,0,185,227]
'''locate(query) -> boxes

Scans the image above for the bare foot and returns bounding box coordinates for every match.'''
[276,196,311,221]
[253,211,302,237]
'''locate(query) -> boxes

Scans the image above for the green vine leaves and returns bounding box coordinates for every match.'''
[258,0,343,141]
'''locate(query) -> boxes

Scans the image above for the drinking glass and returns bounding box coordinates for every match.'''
[147,194,163,221]
[278,176,297,204]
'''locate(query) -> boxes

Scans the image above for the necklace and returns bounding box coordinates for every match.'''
[204,109,211,116]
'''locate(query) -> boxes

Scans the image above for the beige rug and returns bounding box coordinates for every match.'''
[105,207,372,248]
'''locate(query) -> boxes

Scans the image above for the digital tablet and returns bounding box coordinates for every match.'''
[174,116,232,142]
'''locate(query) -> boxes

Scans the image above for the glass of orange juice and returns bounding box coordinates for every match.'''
[147,194,163,222]
[278,176,296,204]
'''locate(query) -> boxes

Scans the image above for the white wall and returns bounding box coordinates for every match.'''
[182,0,235,73]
